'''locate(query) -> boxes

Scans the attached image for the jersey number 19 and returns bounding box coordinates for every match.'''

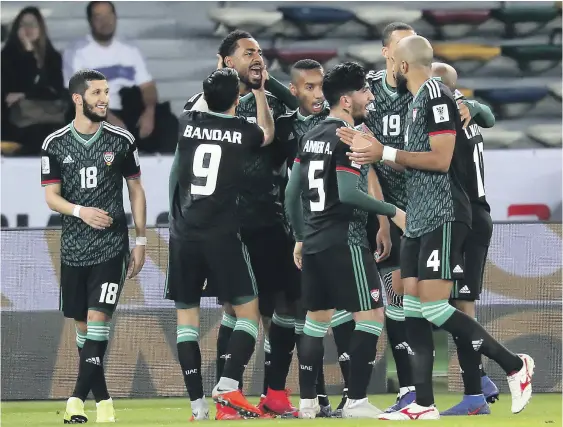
[191,144,222,196]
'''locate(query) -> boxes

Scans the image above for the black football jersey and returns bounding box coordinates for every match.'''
[453,90,491,213]
[364,70,411,209]
[170,110,264,240]
[184,91,288,228]
[296,118,370,254]
[40,122,141,266]
[404,79,471,238]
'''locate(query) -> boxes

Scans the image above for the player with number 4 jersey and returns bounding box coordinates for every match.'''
[41,70,147,424]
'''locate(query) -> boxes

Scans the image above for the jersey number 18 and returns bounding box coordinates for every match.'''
[191,144,222,196]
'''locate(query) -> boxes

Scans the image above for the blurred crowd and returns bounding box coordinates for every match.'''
[1,1,178,156]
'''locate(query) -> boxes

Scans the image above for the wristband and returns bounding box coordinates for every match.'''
[73,205,82,218]
[136,237,147,246]
[382,146,397,162]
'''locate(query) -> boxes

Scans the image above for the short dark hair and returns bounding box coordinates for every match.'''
[218,30,254,60]
[322,62,366,107]
[203,68,240,113]
[292,59,323,72]
[69,69,107,96]
[86,1,116,22]
[382,22,414,46]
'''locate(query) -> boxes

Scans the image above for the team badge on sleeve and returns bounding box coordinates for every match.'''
[370,289,380,302]
[41,156,50,174]
[432,104,449,123]
[103,151,115,166]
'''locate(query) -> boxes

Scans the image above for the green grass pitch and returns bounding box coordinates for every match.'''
[2,394,561,426]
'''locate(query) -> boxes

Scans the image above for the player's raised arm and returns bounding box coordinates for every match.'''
[122,140,146,278]
[253,69,275,145]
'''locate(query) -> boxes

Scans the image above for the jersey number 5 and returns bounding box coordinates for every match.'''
[192,144,222,196]
[308,160,326,211]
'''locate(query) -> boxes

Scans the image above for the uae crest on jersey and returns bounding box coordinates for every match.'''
[103,151,114,165]
[412,108,418,121]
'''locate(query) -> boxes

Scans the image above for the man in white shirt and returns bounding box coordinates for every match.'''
[63,1,158,145]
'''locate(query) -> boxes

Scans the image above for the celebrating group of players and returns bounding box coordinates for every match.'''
[41,21,535,424]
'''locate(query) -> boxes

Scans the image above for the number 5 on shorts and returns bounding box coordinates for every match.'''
[426,250,440,272]
[99,282,119,304]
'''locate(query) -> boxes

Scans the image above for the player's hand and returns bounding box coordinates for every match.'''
[391,208,406,232]
[375,218,392,263]
[127,245,146,278]
[5,92,25,107]
[336,127,383,165]
[79,207,113,230]
[18,27,34,51]
[216,54,225,69]
[293,242,303,270]
[457,100,471,129]
[137,108,155,139]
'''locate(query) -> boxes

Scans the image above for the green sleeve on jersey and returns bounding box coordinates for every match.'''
[465,99,495,129]
[337,170,397,217]
[265,76,298,110]
[168,148,180,218]
[284,162,305,241]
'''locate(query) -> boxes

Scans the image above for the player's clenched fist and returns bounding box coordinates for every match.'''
[79,207,113,230]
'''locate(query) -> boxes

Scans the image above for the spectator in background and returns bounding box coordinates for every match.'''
[1,7,67,156]
[63,1,178,153]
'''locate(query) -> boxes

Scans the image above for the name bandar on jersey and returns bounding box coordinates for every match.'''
[364,70,411,210]
[404,80,471,238]
[297,118,370,254]
[185,91,288,229]
[453,90,491,213]
[170,111,264,240]
[40,122,141,267]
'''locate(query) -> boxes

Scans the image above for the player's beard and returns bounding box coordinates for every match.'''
[395,71,409,96]
[351,102,367,125]
[239,72,262,90]
[83,99,107,122]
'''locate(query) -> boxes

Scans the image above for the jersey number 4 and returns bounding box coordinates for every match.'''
[191,144,222,196]
[308,160,326,211]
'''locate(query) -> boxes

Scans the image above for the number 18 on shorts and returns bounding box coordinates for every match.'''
[59,252,129,321]
[400,222,468,281]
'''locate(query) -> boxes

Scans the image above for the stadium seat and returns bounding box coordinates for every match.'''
[208,8,283,34]
[433,43,501,72]
[501,44,562,74]
[549,82,562,101]
[474,87,550,119]
[480,126,524,148]
[263,48,338,73]
[344,43,384,69]
[527,124,562,147]
[490,5,561,38]
[277,6,356,39]
[351,7,422,39]
[422,10,491,40]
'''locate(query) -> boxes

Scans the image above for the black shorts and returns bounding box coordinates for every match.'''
[302,245,384,313]
[240,224,301,317]
[366,214,403,272]
[165,233,257,307]
[60,251,129,321]
[401,222,469,281]
[452,209,493,301]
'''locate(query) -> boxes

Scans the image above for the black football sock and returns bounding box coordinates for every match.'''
[316,355,329,406]
[219,318,258,390]
[76,327,109,402]
[263,338,271,395]
[299,317,329,399]
[268,313,296,391]
[216,313,236,383]
[453,335,482,395]
[404,296,435,407]
[385,305,414,389]
[72,321,111,402]
[421,300,523,374]
[331,310,354,389]
[347,321,382,400]
[177,326,204,401]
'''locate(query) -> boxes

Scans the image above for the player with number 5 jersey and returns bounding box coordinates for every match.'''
[41,70,147,424]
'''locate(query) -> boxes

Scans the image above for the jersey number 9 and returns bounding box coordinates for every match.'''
[191,144,222,196]
[308,160,326,212]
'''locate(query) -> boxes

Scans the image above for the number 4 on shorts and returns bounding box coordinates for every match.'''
[99,282,119,304]
[426,250,440,272]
